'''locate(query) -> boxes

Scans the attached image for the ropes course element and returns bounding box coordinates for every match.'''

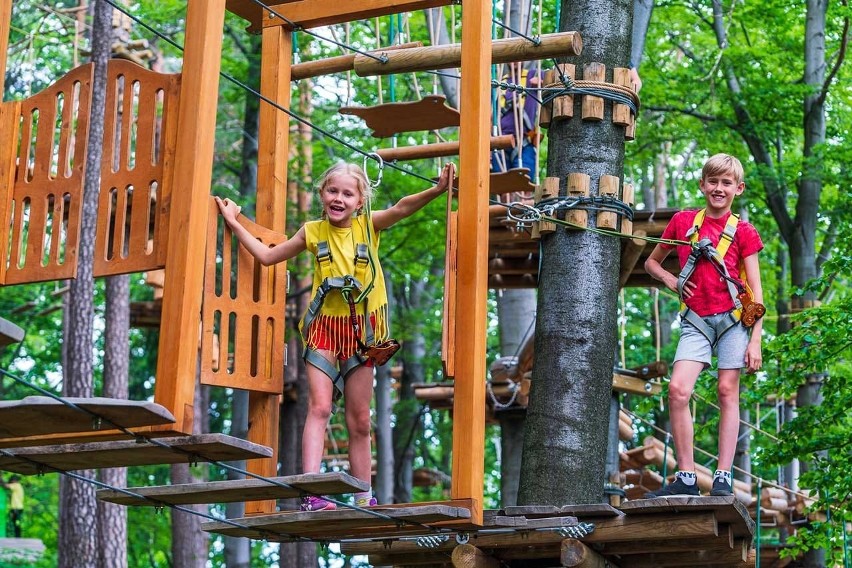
[0,368,450,534]
[100,0,437,186]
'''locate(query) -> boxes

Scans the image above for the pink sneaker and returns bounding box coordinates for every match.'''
[300,496,337,511]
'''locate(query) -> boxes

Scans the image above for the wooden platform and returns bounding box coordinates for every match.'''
[339,497,754,567]
[0,433,272,475]
[0,396,176,439]
[97,471,369,506]
[203,503,473,542]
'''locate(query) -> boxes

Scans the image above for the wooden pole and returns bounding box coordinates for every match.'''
[354,32,582,77]
[451,543,501,568]
[243,25,293,516]
[375,135,514,162]
[0,0,10,98]
[451,0,491,526]
[291,41,421,81]
[154,0,226,433]
[561,538,618,567]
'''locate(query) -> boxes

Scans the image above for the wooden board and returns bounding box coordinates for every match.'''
[502,502,622,519]
[340,95,460,138]
[0,433,271,475]
[0,317,24,347]
[0,397,175,439]
[620,495,755,539]
[202,504,471,541]
[488,169,536,195]
[97,472,369,506]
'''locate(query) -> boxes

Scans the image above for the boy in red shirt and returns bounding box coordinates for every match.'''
[644,154,764,497]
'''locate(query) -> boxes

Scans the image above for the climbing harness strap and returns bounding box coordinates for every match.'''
[677,210,764,344]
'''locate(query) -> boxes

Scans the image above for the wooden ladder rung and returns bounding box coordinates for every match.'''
[0,397,176,440]
[97,471,369,506]
[339,95,460,138]
[0,433,272,475]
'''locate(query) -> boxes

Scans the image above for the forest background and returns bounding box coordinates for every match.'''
[0,0,850,567]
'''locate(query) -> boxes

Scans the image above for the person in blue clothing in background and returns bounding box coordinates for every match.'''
[491,62,541,179]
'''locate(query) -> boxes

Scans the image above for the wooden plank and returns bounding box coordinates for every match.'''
[597,525,735,555]
[96,472,369,506]
[614,541,748,567]
[441,209,458,379]
[488,169,536,195]
[583,511,719,543]
[202,504,471,540]
[612,373,662,396]
[0,317,24,347]
[340,95,459,137]
[0,0,10,97]
[293,42,422,81]
[451,0,491,527]
[0,397,175,439]
[619,495,755,538]
[355,32,583,77]
[261,0,451,30]
[0,434,271,475]
[502,503,622,518]
[154,0,226,432]
[0,101,19,284]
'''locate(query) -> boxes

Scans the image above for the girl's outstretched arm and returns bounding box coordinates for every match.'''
[373,163,455,231]
[215,196,307,265]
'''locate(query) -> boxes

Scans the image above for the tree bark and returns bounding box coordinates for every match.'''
[59,2,111,566]
[518,0,631,506]
[374,349,394,505]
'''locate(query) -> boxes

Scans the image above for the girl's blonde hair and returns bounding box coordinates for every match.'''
[316,162,374,207]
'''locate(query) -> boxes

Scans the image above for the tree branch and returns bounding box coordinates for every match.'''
[645,105,717,122]
[817,0,850,105]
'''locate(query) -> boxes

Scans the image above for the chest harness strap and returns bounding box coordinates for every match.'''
[677,210,764,346]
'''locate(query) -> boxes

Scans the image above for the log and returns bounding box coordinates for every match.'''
[580,63,605,121]
[566,173,590,228]
[292,42,422,81]
[451,543,501,568]
[561,538,617,568]
[375,135,514,162]
[354,32,583,77]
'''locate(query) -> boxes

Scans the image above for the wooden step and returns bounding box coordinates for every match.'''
[97,471,369,506]
[0,433,272,475]
[0,396,176,440]
[339,95,460,138]
[0,317,24,348]
[203,503,472,542]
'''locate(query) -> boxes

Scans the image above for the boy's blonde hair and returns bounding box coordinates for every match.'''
[702,153,744,184]
[316,162,373,205]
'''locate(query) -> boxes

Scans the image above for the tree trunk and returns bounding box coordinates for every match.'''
[59,2,111,566]
[224,390,250,568]
[97,276,130,568]
[424,9,458,108]
[374,351,394,505]
[495,288,535,507]
[518,0,631,506]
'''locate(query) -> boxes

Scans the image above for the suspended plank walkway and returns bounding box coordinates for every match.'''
[97,472,368,507]
[0,434,271,475]
[339,95,460,138]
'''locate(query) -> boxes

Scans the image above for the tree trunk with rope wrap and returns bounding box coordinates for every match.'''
[518,0,632,505]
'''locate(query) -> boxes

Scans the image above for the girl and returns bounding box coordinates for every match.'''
[216,161,455,511]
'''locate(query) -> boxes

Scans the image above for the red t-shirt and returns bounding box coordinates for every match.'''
[661,209,763,316]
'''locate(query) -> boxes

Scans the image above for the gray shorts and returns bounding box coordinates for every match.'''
[674,313,750,370]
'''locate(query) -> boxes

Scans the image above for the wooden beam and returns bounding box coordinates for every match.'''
[561,538,618,568]
[451,0,490,527]
[0,0,10,97]
[452,543,501,568]
[612,373,662,396]
[619,230,646,287]
[154,0,226,433]
[354,32,583,77]
[292,42,422,81]
[582,512,719,543]
[376,135,514,163]
[261,0,451,29]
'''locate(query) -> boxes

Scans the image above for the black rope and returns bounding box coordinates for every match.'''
[491,17,541,47]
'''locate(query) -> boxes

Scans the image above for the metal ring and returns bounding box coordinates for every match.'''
[364,152,384,188]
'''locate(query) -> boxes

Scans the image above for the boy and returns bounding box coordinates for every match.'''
[644,153,764,497]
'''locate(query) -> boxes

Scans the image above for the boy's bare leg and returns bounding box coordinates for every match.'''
[302,351,336,474]
[344,365,375,485]
[668,360,705,472]
[716,369,741,472]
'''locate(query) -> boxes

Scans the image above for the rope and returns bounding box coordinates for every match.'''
[756,478,762,568]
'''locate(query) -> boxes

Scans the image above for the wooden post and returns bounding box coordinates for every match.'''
[531,176,558,239]
[154,0,226,433]
[451,0,490,526]
[597,175,619,229]
[451,543,501,568]
[611,68,632,127]
[620,182,634,235]
[566,173,589,228]
[539,69,555,128]
[0,0,10,98]
[561,538,618,567]
[551,64,576,122]
[244,25,292,516]
[581,63,605,121]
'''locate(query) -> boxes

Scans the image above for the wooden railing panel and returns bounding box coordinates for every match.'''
[3,65,92,284]
[94,60,180,277]
[200,199,286,394]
